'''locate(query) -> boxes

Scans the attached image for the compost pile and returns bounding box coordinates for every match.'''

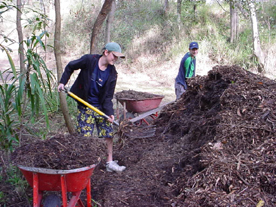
[90,65,276,207]
[11,134,106,170]
[154,65,276,206]
[5,65,276,207]
[116,89,162,100]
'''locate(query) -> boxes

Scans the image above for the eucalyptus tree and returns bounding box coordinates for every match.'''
[16,0,26,74]
[230,0,239,43]
[230,0,265,72]
[177,0,182,25]
[105,0,116,44]
[164,0,169,14]
[90,0,114,53]
[248,0,264,72]
[54,0,75,134]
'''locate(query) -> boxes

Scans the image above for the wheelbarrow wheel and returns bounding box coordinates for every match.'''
[43,193,61,207]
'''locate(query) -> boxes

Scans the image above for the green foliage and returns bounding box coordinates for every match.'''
[0,44,17,77]
[114,0,165,49]
[0,191,5,203]
[255,0,276,45]
[63,0,166,54]
[256,0,276,30]
[59,0,276,75]
[5,165,28,193]
[0,72,21,151]
[62,0,98,53]
[180,0,205,23]
[0,1,17,17]
[22,3,50,35]
[24,31,55,124]
[0,11,55,150]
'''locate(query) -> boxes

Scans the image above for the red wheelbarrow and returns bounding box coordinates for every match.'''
[116,94,165,125]
[18,163,97,207]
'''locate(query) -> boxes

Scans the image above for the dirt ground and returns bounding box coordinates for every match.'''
[1,65,276,206]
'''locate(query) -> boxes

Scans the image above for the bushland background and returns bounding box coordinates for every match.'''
[0,0,275,204]
[2,0,276,104]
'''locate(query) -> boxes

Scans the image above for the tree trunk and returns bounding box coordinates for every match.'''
[54,0,75,134]
[177,0,182,24]
[16,0,25,74]
[163,0,169,14]
[230,2,239,43]
[193,3,197,19]
[236,2,249,19]
[40,0,47,61]
[177,0,182,32]
[90,0,113,54]
[249,1,264,73]
[105,0,116,44]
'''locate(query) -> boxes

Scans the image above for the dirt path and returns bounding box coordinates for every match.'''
[115,69,175,103]
[115,53,213,104]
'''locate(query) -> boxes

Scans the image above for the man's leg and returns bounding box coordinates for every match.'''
[96,115,126,172]
[175,81,186,100]
[105,137,113,162]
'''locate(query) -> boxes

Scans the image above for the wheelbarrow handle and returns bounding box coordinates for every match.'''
[63,88,119,126]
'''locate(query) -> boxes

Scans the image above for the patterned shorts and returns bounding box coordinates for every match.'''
[76,105,114,138]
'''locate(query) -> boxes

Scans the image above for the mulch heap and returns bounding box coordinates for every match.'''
[154,65,276,206]
[90,65,275,207]
[115,89,161,100]
[12,134,106,170]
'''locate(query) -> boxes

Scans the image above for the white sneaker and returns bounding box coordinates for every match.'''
[106,161,126,172]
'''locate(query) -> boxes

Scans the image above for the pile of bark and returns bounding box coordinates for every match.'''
[12,134,106,170]
[115,89,163,100]
[156,65,276,206]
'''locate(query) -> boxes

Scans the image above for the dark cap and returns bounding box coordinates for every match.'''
[189,42,199,49]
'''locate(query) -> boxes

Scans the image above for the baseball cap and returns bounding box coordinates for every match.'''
[189,42,199,49]
[104,42,125,58]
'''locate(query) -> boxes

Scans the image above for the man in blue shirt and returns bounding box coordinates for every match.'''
[58,42,126,172]
[175,42,199,100]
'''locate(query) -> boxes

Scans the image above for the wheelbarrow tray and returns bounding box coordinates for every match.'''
[118,95,164,113]
[18,164,97,192]
[18,164,98,207]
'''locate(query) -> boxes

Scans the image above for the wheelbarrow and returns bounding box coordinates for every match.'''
[116,94,165,125]
[18,163,97,207]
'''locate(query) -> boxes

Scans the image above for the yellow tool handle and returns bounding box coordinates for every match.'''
[66,90,119,126]
[68,91,105,116]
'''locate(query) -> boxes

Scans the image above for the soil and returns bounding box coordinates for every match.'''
[115,90,163,100]
[1,65,276,207]
[11,134,106,170]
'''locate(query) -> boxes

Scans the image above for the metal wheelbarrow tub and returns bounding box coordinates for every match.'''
[118,95,164,113]
[18,164,97,207]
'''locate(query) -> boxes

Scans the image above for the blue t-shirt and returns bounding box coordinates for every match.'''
[88,65,110,108]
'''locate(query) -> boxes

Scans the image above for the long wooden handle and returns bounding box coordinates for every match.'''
[65,90,119,126]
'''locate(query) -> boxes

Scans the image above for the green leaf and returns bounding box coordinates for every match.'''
[30,76,35,96]
[0,44,17,79]
[33,78,50,129]
[15,76,26,117]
